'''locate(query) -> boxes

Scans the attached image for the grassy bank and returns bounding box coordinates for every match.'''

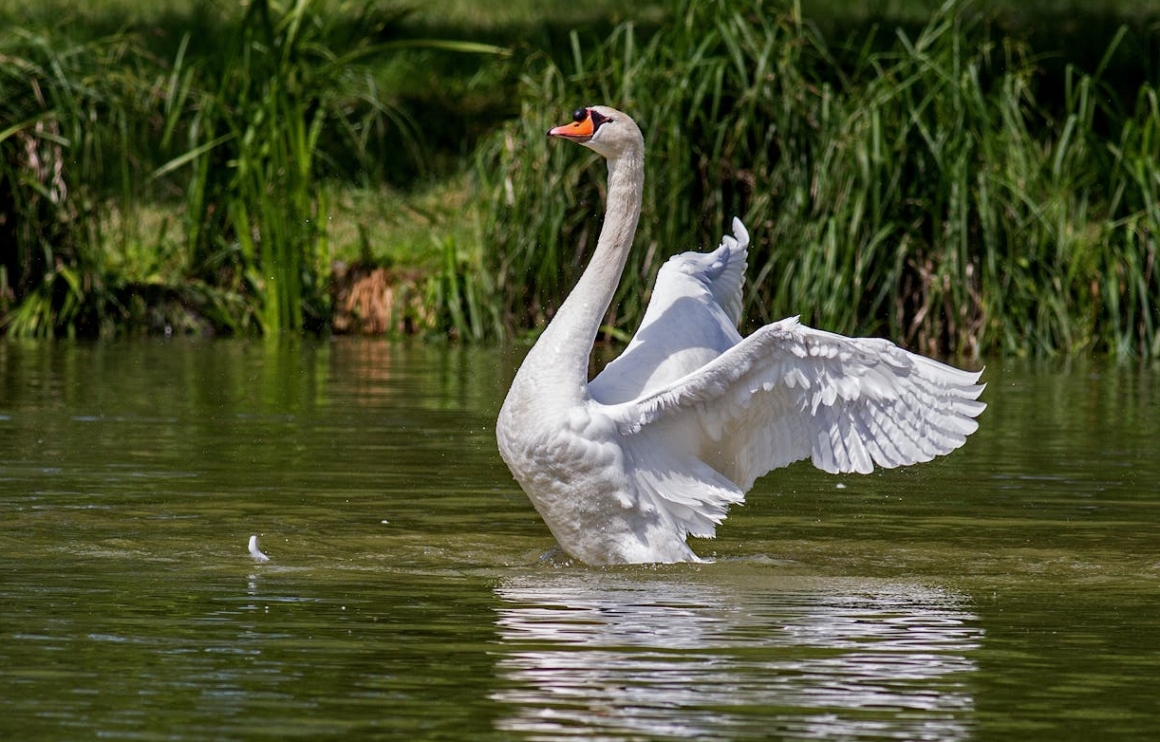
[1,0,1158,357]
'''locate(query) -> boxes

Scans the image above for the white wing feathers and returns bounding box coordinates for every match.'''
[630,440,745,539]
[589,219,750,404]
[588,218,984,542]
[611,317,985,496]
[691,216,749,326]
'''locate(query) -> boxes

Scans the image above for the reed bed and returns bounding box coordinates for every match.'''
[473,0,1160,357]
[1,0,1157,356]
[0,32,129,336]
[0,0,500,337]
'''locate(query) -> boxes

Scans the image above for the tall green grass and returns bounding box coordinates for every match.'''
[2,0,1157,352]
[0,0,503,337]
[155,0,345,335]
[472,0,1160,357]
[0,32,126,336]
[153,0,504,335]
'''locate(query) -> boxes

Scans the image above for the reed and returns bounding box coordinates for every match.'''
[157,0,503,335]
[154,0,433,335]
[0,32,125,336]
[1,0,503,337]
[472,0,1160,357]
[2,0,1157,351]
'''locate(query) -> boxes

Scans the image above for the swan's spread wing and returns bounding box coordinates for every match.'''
[589,219,750,404]
[609,317,986,492]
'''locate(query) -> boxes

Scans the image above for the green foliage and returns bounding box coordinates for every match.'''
[155,0,501,335]
[0,0,505,337]
[0,33,121,336]
[1,0,1157,352]
[474,0,1160,357]
[427,235,502,341]
[156,0,334,334]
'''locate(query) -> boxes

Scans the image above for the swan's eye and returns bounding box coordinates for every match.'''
[572,108,587,123]
[589,110,610,128]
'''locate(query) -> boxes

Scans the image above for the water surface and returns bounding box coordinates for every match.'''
[1,339,1158,740]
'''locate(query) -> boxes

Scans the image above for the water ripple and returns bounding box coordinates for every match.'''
[492,573,981,741]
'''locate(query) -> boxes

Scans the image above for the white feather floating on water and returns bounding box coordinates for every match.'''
[248,535,270,563]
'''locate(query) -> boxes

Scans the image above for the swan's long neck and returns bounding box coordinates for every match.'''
[522,149,644,400]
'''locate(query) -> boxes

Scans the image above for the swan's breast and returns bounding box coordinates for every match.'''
[497,396,703,564]
[498,402,623,494]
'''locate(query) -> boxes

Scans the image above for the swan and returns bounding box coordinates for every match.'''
[496,105,985,565]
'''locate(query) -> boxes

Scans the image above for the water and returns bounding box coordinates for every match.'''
[1,339,1158,741]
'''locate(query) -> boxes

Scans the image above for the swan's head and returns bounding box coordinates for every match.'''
[548,105,643,161]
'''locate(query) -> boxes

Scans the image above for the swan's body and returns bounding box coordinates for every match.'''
[496,106,985,565]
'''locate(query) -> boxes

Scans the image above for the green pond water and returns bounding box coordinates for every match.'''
[1,338,1158,741]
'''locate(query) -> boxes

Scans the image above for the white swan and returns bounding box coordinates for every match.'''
[496,105,985,565]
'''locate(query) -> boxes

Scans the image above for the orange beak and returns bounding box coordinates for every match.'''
[548,108,596,142]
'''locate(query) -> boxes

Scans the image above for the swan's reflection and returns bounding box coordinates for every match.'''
[492,572,980,741]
